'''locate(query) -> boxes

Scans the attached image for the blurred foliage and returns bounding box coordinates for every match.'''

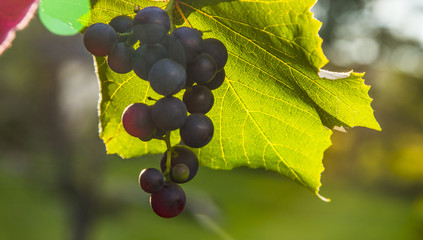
[1,0,423,239]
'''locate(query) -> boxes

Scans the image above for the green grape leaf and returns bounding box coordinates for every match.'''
[85,0,380,198]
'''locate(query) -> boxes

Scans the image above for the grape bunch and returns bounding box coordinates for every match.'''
[83,6,228,218]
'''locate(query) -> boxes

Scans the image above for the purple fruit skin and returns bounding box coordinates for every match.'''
[83,23,117,56]
[122,103,155,139]
[160,145,198,183]
[139,168,164,193]
[150,182,186,218]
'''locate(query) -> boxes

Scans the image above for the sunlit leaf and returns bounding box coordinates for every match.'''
[83,0,380,197]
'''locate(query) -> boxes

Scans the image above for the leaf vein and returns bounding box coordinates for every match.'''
[101,75,136,118]
[226,76,308,185]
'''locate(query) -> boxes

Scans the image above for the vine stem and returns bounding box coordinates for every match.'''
[117,31,132,38]
[163,131,172,181]
[165,0,177,32]
[117,31,134,46]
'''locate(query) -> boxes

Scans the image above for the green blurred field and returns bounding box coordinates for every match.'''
[1,154,421,240]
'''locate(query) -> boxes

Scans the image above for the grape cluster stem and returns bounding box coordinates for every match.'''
[163,131,172,181]
[159,0,177,180]
[165,0,177,32]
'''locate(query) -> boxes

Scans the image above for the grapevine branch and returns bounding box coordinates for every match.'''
[163,131,172,181]
[165,0,176,32]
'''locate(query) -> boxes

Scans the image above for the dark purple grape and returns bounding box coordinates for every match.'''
[183,85,214,114]
[203,68,225,90]
[133,6,170,30]
[150,182,186,218]
[148,59,186,96]
[160,145,199,183]
[133,7,170,44]
[139,168,164,193]
[132,44,168,80]
[83,23,117,56]
[180,114,214,148]
[151,97,187,131]
[186,53,217,85]
[121,103,155,139]
[109,15,133,34]
[107,42,134,74]
[202,38,228,70]
[170,27,203,63]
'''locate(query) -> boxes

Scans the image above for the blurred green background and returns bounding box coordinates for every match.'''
[1,0,423,239]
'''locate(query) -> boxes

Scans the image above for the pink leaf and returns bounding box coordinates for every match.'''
[0,0,40,55]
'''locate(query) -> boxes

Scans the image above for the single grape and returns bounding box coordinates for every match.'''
[107,42,134,74]
[151,97,187,131]
[171,164,190,183]
[170,27,203,63]
[133,6,170,30]
[109,15,133,34]
[180,114,214,148]
[186,53,217,85]
[121,103,155,139]
[183,85,214,114]
[139,168,164,193]
[160,145,198,183]
[148,59,186,96]
[203,68,225,90]
[132,44,168,80]
[150,182,186,218]
[133,6,170,44]
[160,145,199,183]
[83,23,117,56]
[202,38,228,70]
